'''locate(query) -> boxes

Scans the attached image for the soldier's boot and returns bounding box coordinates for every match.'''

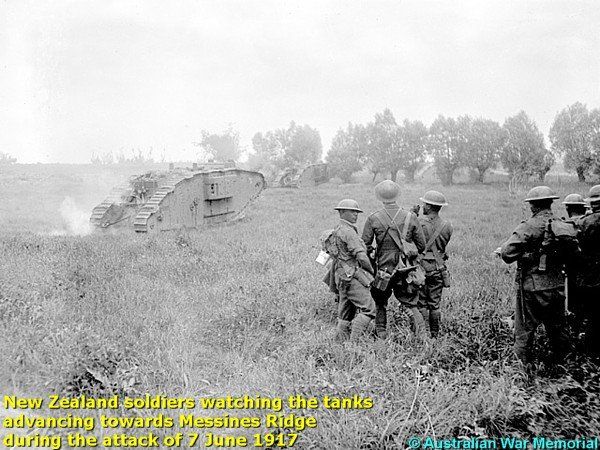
[407,307,427,338]
[350,314,372,341]
[429,309,441,338]
[418,307,430,336]
[375,305,388,339]
[335,320,351,342]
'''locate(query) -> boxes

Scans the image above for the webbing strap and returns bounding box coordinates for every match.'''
[424,220,447,253]
[383,209,406,252]
[374,209,401,260]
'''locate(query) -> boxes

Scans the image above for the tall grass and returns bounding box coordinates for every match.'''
[0,166,598,447]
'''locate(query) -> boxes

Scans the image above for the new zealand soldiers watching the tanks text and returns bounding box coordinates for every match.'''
[500,186,570,366]
[361,181,426,339]
[418,190,453,338]
[578,184,600,356]
[327,199,377,341]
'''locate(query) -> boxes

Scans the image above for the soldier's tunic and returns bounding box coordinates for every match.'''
[418,214,453,310]
[501,209,569,363]
[577,208,600,355]
[334,219,376,322]
[361,204,426,306]
[361,203,425,336]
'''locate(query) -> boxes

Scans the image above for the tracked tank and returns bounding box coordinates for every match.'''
[90,165,265,232]
[272,163,330,188]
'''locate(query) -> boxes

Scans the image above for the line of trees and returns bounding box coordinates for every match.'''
[327,109,557,185]
[86,101,600,183]
[91,149,163,165]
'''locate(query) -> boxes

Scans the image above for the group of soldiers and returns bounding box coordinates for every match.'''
[323,180,452,342]
[323,179,600,368]
[498,184,600,366]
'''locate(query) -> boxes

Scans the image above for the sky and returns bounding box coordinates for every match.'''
[1,0,599,163]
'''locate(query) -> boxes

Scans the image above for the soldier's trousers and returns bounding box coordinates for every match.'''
[514,287,570,364]
[370,284,425,337]
[581,286,600,356]
[337,278,376,322]
[419,269,445,337]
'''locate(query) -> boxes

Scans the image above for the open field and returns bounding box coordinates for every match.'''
[0,164,598,448]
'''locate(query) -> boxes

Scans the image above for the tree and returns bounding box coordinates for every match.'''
[364,109,400,181]
[591,108,600,177]
[327,123,367,183]
[285,123,322,167]
[501,111,553,178]
[0,152,17,164]
[549,102,594,182]
[195,125,241,162]
[428,115,471,185]
[399,119,429,183]
[364,109,428,182]
[465,118,506,182]
[249,122,322,170]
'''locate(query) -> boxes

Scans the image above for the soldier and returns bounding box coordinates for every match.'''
[362,180,426,339]
[500,186,570,366]
[562,194,587,222]
[330,199,377,341]
[561,193,587,337]
[418,190,453,338]
[579,185,600,356]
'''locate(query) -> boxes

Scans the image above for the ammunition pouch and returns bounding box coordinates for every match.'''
[372,269,392,292]
[354,267,374,288]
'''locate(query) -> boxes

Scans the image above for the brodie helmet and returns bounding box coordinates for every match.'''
[419,190,448,206]
[524,186,559,203]
[334,199,363,212]
[375,180,400,202]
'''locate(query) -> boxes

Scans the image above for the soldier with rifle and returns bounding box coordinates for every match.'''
[361,180,426,339]
[561,193,587,341]
[499,186,571,367]
[578,185,600,356]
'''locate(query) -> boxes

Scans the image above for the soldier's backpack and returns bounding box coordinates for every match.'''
[538,218,580,271]
[320,228,339,258]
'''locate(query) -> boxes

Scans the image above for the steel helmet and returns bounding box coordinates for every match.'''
[420,190,448,206]
[585,184,600,203]
[562,193,586,205]
[523,186,559,203]
[375,180,400,202]
[334,199,363,212]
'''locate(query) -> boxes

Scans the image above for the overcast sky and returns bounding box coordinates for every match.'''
[1,0,599,163]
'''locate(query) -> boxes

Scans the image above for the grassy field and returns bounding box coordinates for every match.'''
[0,164,598,448]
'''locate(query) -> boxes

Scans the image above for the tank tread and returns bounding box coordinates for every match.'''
[90,184,133,226]
[132,175,184,232]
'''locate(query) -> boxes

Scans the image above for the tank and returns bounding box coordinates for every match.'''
[90,166,265,232]
[272,163,330,188]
